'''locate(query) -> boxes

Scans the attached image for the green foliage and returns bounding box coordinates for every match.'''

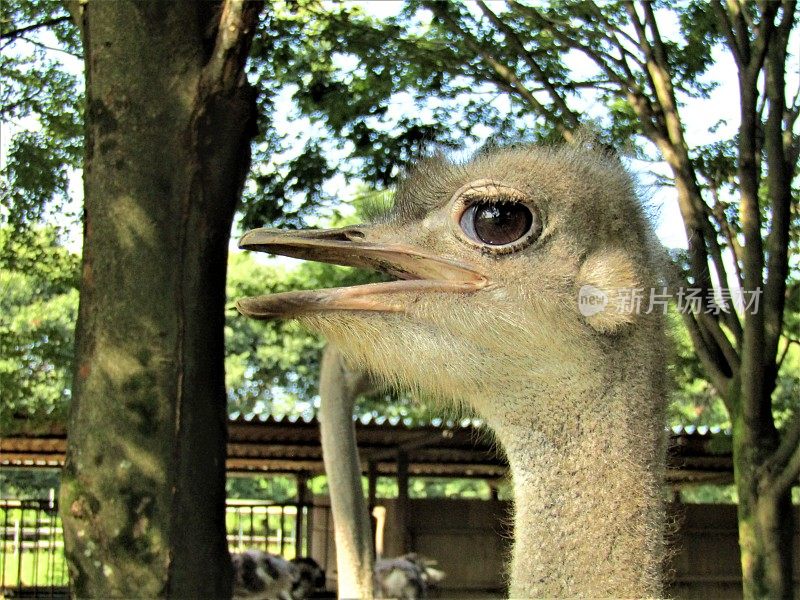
[679,484,738,504]
[667,309,731,429]
[675,483,797,506]
[667,306,800,431]
[774,342,800,430]
[0,219,441,424]
[408,477,491,499]
[0,468,60,497]
[0,226,78,428]
[348,476,492,500]
[225,253,325,416]
[1,9,82,429]
[237,0,539,231]
[225,250,382,417]
[254,474,492,501]
[239,0,717,185]
[1,1,82,235]
[226,475,298,502]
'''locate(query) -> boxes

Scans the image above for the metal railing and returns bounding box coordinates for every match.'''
[226,499,309,558]
[0,498,67,597]
[1,498,308,597]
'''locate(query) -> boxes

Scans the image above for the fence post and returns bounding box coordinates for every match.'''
[295,471,309,556]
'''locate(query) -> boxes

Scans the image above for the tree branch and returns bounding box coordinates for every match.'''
[761,409,800,497]
[697,197,744,345]
[526,2,636,78]
[726,0,753,65]
[761,0,795,368]
[777,337,799,371]
[747,1,780,78]
[709,187,745,292]
[682,312,733,402]
[0,16,72,40]
[704,212,732,288]
[703,190,742,344]
[622,2,716,300]
[771,444,800,497]
[638,0,672,72]
[478,1,581,130]
[561,4,718,312]
[585,0,643,57]
[509,0,655,125]
[18,35,82,58]
[712,0,743,67]
[787,73,800,135]
[662,254,733,398]
[63,0,85,33]
[199,0,264,92]
[698,311,741,375]
[623,0,660,98]
[729,6,768,409]
[0,89,45,116]
[425,1,574,143]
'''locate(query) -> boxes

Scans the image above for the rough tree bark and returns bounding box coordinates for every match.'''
[318,345,376,600]
[58,1,262,597]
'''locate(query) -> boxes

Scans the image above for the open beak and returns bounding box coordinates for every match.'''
[235,226,487,320]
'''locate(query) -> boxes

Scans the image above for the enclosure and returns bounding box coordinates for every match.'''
[4,418,799,598]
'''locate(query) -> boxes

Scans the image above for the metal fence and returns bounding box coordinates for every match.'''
[0,498,67,598]
[226,499,309,557]
[1,498,308,598]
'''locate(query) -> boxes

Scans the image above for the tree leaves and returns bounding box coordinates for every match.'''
[0,226,78,429]
[1,0,82,236]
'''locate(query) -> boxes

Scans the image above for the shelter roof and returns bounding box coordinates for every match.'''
[1,417,732,483]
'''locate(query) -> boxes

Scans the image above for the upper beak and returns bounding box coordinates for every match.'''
[235,226,487,320]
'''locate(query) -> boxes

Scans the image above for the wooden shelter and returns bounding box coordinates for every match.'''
[2,415,733,485]
[6,417,789,600]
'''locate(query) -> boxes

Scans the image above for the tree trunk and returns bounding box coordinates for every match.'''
[731,381,796,600]
[318,346,375,600]
[59,1,261,597]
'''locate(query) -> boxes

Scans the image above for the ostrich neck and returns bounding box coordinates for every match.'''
[485,372,666,598]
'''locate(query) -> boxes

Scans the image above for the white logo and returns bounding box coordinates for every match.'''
[578,285,608,316]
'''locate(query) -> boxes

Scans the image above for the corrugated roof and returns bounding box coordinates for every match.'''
[671,424,732,436]
[230,413,733,435]
[227,412,487,430]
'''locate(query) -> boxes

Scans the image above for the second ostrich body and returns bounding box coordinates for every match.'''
[237,144,669,597]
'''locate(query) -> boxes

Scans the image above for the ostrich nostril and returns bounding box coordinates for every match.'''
[308,227,367,242]
[343,228,366,240]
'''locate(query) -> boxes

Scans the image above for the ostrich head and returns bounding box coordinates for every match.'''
[237,144,665,425]
[237,144,669,597]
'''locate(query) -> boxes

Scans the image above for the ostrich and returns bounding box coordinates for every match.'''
[231,551,326,600]
[374,553,446,599]
[237,144,669,598]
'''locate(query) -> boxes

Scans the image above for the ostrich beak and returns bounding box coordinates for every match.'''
[235,226,487,320]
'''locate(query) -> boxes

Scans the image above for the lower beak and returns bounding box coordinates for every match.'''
[235,226,487,320]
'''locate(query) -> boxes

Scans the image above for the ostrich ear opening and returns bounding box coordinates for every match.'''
[576,249,643,334]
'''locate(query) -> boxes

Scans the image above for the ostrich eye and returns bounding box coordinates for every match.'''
[460,200,538,247]
[450,181,544,253]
